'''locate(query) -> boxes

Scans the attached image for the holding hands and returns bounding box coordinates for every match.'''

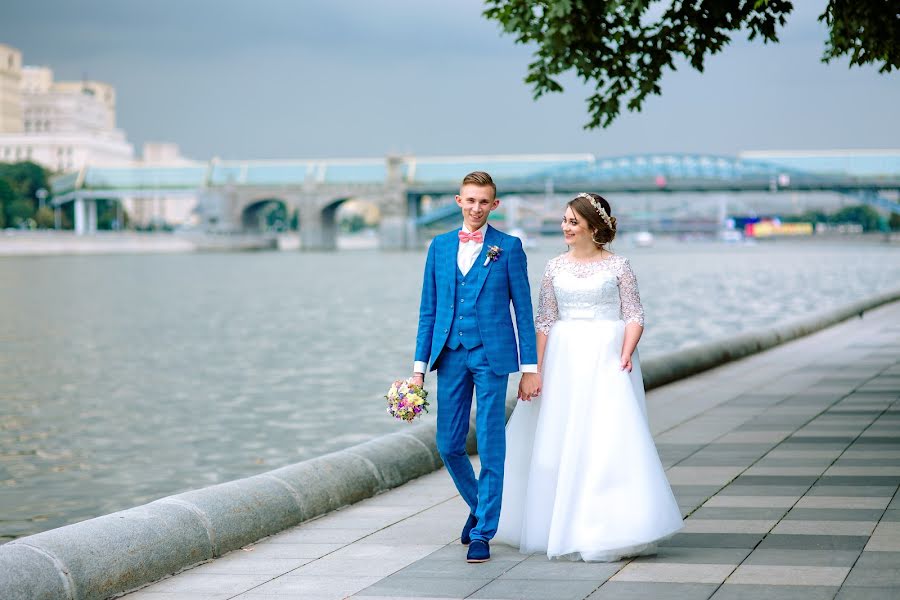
[518,372,542,401]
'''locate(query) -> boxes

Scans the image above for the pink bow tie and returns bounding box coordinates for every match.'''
[458,230,484,243]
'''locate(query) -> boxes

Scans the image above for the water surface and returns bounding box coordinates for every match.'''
[1,239,898,541]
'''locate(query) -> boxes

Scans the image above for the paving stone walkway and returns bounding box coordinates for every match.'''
[123,301,900,600]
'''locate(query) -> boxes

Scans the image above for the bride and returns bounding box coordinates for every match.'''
[495,192,683,562]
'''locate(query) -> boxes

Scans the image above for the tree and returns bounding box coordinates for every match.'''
[6,198,36,227]
[0,161,49,200]
[0,161,52,227]
[0,178,13,228]
[832,205,882,231]
[265,202,288,231]
[890,212,900,231]
[34,206,55,229]
[483,0,899,129]
[340,213,367,233]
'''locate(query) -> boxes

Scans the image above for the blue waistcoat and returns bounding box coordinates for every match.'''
[446,266,482,350]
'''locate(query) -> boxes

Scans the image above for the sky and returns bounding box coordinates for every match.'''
[2,0,898,160]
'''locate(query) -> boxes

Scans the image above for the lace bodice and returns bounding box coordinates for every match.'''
[535,253,644,334]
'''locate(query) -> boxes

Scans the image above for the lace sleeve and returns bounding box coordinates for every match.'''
[618,258,645,326]
[535,261,559,335]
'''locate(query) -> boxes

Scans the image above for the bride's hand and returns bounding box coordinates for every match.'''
[620,353,633,372]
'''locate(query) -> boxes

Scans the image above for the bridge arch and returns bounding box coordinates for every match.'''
[49,152,899,242]
[336,197,381,234]
[240,197,291,232]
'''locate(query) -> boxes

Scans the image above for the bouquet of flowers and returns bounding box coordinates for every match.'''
[386,378,429,422]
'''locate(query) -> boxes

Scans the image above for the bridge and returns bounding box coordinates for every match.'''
[50,150,900,249]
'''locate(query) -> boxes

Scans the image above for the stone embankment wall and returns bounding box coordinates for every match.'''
[2,289,899,600]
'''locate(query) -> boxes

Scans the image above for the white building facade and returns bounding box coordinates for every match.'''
[0,44,23,134]
[0,46,134,172]
[0,43,203,230]
[125,142,201,228]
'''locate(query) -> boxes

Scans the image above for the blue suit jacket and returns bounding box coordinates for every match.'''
[414,225,538,376]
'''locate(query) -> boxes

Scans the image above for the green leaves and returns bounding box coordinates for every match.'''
[483,0,897,128]
[0,161,52,228]
[820,0,898,73]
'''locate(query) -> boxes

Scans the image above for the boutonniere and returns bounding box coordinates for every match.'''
[483,245,501,266]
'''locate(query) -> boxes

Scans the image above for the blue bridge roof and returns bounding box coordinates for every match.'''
[51,151,900,197]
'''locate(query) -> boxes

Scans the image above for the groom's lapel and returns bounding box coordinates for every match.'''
[472,225,499,300]
[443,230,460,298]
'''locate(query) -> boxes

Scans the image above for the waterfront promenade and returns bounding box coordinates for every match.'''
[117,299,900,600]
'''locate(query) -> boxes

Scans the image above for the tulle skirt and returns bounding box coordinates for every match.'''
[495,319,683,561]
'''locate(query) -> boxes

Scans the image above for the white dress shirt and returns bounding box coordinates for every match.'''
[457,224,486,276]
[414,224,537,376]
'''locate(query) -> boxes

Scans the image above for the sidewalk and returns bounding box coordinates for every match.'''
[123,301,900,600]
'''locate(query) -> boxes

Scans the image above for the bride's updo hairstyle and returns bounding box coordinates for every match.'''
[568,192,617,248]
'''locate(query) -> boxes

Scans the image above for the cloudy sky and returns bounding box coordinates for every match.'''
[2,0,897,160]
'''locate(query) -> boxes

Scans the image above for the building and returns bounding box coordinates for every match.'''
[125,142,201,228]
[0,44,23,134]
[0,43,134,171]
[51,79,116,130]
[0,43,204,229]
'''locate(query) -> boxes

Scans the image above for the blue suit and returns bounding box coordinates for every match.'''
[415,225,537,542]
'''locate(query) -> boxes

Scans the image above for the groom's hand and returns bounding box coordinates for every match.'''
[411,373,424,387]
[518,372,542,401]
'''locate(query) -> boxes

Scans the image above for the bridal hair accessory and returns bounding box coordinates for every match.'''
[386,377,430,422]
[576,192,614,230]
[483,245,501,266]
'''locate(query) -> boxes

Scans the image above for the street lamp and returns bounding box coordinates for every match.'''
[36,188,48,210]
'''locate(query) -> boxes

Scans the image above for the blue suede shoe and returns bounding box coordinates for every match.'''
[460,514,478,546]
[466,540,490,563]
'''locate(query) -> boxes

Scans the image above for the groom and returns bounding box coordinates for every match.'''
[412,171,541,563]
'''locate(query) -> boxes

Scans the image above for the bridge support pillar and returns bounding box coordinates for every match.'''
[73,198,97,235]
[378,189,417,250]
[298,203,337,251]
[74,198,85,235]
[378,216,409,250]
[87,199,98,233]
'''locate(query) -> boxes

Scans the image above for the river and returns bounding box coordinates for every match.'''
[1,238,898,541]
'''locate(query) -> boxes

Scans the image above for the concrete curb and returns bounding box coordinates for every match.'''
[3,289,899,599]
[640,287,900,391]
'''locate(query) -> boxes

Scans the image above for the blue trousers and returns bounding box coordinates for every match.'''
[435,344,509,542]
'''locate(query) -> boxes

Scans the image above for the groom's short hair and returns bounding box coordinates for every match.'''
[461,171,496,198]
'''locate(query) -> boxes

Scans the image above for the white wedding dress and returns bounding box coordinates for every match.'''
[495,253,683,561]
